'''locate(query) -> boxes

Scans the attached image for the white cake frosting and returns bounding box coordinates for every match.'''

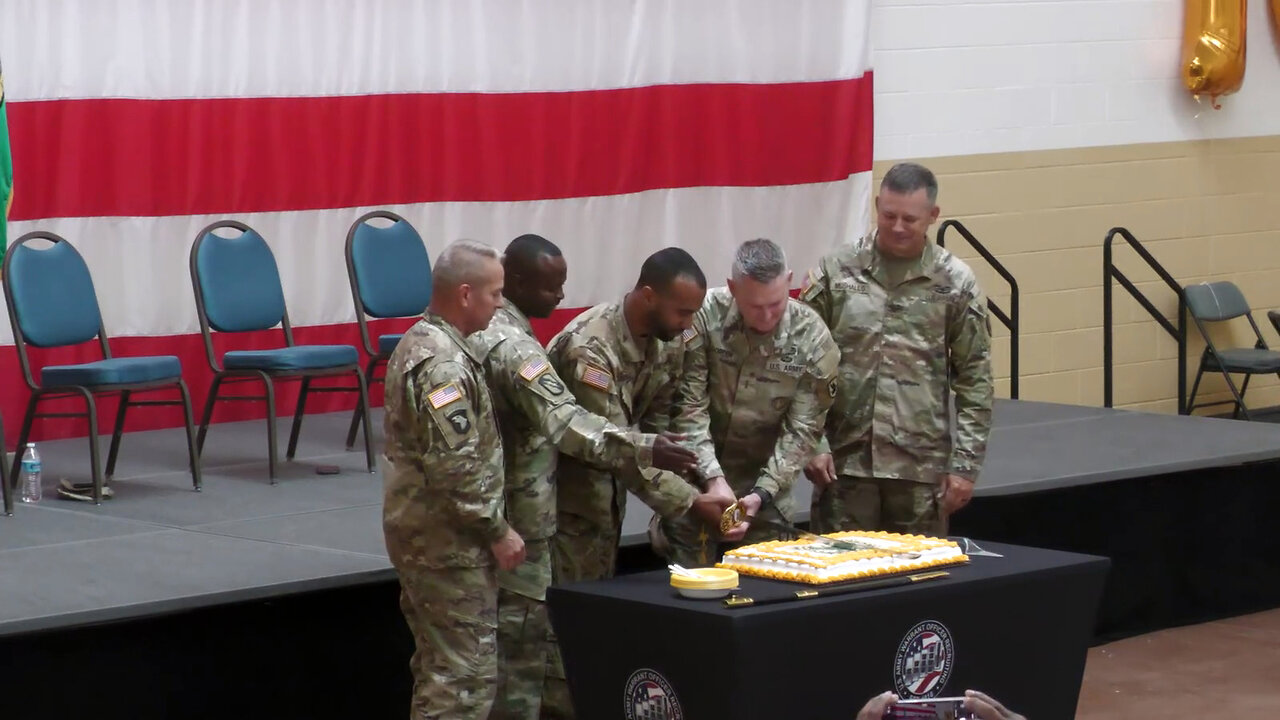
[716,531,968,585]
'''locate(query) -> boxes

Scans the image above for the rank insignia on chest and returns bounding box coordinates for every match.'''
[518,357,550,381]
[580,364,613,392]
[427,383,462,409]
[828,378,838,398]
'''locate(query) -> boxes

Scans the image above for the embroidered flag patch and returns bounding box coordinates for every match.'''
[681,327,698,343]
[427,383,462,409]
[580,364,613,392]
[518,358,550,381]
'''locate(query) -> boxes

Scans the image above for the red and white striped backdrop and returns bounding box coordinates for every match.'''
[0,0,873,440]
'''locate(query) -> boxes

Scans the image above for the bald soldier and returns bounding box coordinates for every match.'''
[381,239,523,719]
[800,162,994,536]
[470,234,701,720]
[542,248,735,719]
[654,238,841,567]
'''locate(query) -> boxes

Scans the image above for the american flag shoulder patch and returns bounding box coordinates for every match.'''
[518,357,550,382]
[681,326,698,343]
[427,383,463,409]
[579,364,613,392]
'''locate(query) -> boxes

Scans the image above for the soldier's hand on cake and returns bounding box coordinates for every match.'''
[963,690,1026,720]
[940,473,975,515]
[652,431,700,474]
[855,691,898,720]
[804,452,837,488]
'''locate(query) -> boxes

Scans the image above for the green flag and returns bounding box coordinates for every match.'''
[0,56,12,254]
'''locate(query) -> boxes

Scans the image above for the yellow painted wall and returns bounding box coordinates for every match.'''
[873,135,1280,413]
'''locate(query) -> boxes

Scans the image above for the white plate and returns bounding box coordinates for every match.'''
[675,586,739,600]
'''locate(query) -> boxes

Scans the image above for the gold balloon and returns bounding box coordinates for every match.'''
[1181,0,1247,108]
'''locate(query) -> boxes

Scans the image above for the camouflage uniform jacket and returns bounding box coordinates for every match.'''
[673,287,840,520]
[800,234,994,483]
[471,303,658,542]
[382,312,508,569]
[546,300,699,533]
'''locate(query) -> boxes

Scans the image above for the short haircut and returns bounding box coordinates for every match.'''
[433,239,500,290]
[504,233,562,274]
[635,247,707,292]
[881,162,939,203]
[731,238,787,283]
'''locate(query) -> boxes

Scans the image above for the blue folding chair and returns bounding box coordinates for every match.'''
[1184,281,1280,420]
[190,220,375,481]
[343,210,432,449]
[2,231,202,510]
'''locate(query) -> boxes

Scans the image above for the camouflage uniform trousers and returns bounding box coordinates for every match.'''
[540,515,622,720]
[649,511,779,569]
[494,540,552,720]
[810,475,948,537]
[397,565,499,720]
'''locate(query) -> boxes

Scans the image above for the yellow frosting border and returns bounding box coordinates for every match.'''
[715,530,969,585]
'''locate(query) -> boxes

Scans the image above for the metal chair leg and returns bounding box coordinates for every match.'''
[346,356,380,450]
[1234,374,1253,420]
[76,388,104,505]
[10,393,39,492]
[1186,366,1206,414]
[196,374,226,454]
[105,390,131,481]
[1,419,11,516]
[261,373,278,483]
[355,367,375,473]
[286,377,311,461]
[178,380,203,491]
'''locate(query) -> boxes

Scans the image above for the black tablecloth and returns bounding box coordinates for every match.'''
[548,541,1109,720]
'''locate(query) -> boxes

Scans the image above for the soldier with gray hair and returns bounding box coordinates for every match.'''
[651,238,841,567]
[381,238,521,719]
[800,161,994,537]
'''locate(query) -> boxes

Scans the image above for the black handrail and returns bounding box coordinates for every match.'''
[937,219,1020,399]
[1102,227,1186,413]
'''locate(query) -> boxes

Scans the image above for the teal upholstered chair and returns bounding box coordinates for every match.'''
[343,210,432,449]
[189,221,374,480]
[2,231,202,509]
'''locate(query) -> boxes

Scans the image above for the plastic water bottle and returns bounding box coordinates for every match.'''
[20,443,42,504]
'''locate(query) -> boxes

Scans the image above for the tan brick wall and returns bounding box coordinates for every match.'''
[871,135,1280,414]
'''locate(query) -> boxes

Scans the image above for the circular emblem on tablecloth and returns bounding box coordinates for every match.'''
[893,620,955,698]
[623,668,683,720]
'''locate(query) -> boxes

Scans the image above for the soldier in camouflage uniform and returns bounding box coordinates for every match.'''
[800,163,994,536]
[542,247,736,719]
[470,235,700,720]
[654,239,841,567]
[382,240,525,720]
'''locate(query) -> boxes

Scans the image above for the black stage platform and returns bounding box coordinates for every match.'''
[1,400,1279,717]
